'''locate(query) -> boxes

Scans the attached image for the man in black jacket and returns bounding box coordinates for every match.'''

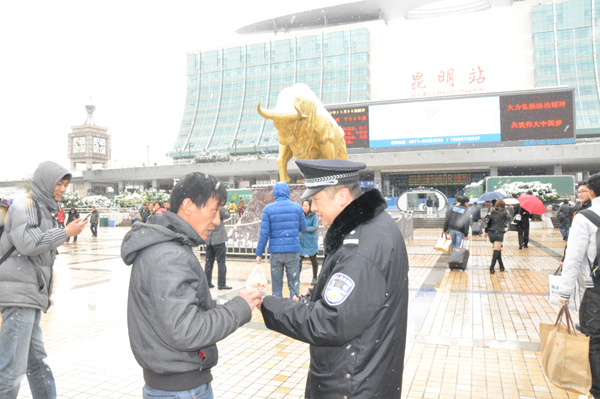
[443,196,470,249]
[121,173,262,398]
[514,205,532,249]
[261,159,409,399]
[558,199,574,241]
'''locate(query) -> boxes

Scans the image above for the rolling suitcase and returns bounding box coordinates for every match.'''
[448,239,469,271]
[472,222,482,236]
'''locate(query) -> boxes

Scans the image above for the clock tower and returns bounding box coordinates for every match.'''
[68,102,111,171]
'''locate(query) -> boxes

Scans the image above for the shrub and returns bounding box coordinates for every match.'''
[61,192,83,209]
[500,181,560,204]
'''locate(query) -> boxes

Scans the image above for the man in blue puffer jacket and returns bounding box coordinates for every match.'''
[256,182,307,298]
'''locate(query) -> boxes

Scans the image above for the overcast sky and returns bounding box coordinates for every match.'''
[0,0,343,181]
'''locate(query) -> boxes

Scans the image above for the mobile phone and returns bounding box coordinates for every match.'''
[83,214,91,221]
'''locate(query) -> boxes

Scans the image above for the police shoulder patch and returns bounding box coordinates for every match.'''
[324,273,356,306]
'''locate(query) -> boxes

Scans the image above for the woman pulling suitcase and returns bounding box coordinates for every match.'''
[483,199,509,274]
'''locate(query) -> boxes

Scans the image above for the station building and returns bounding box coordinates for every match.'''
[155,0,600,198]
[4,0,597,200]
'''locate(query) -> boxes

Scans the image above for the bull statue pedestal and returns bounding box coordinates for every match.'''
[257,83,348,183]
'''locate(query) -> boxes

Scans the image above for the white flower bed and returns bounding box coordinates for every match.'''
[499,181,560,203]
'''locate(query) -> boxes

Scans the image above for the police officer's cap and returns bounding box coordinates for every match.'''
[295,159,366,199]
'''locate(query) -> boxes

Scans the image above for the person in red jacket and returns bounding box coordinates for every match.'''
[56,207,65,229]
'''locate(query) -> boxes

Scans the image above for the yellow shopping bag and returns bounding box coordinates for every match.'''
[540,305,592,395]
[433,233,452,254]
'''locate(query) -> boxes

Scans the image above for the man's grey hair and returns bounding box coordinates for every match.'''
[321,182,362,200]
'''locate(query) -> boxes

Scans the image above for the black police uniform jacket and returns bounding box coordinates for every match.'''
[261,189,409,398]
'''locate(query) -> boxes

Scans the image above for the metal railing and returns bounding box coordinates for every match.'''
[194,210,414,258]
[393,211,414,242]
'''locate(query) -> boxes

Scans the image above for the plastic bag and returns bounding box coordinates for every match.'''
[548,267,580,311]
[246,263,268,293]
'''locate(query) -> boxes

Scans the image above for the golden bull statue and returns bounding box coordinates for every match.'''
[257,84,348,183]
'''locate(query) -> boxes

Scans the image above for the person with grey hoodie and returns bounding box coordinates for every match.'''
[0,161,87,399]
[121,172,262,398]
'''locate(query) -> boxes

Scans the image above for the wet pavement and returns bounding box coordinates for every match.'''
[7,225,581,398]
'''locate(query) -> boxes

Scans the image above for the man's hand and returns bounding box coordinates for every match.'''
[65,218,87,237]
[238,289,263,311]
[256,256,262,264]
[293,288,311,302]
[483,233,488,239]
[559,298,569,306]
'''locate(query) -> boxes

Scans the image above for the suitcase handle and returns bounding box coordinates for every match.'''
[460,239,469,249]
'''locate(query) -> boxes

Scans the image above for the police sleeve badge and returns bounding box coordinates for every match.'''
[324,273,356,306]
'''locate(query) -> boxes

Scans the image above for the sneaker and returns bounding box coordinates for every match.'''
[218,285,232,290]
[208,284,214,288]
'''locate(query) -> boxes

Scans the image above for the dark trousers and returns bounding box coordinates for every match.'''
[299,255,319,278]
[90,223,98,237]
[205,243,227,287]
[517,223,529,248]
[57,222,64,229]
[66,235,77,242]
[559,219,571,239]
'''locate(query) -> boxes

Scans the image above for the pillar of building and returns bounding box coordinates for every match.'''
[489,167,498,176]
[583,171,591,180]
[152,179,158,189]
[553,164,563,175]
[229,176,235,189]
[269,174,279,183]
[374,171,382,191]
[84,181,92,196]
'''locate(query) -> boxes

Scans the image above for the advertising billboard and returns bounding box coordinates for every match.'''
[329,107,369,149]
[327,89,574,149]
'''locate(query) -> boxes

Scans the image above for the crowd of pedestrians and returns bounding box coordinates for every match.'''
[19,159,404,399]
[4,158,596,399]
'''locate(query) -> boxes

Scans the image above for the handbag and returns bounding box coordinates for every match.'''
[482,214,491,230]
[514,213,522,222]
[434,233,452,254]
[540,305,591,394]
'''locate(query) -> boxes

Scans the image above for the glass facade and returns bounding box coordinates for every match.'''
[170,28,371,158]
[532,0,600,129]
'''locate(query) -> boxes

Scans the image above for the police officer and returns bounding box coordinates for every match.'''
[260,159,409,399]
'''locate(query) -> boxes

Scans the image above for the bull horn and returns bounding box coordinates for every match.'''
[257,102,307,121]
[257,102,275,120]
[294,106,308,120]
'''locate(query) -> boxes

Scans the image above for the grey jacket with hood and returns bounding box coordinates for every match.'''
[0,161,70,311]
[121,211,253,391]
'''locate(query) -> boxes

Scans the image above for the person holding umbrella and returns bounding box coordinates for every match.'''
[514,205,532,249]
[515,194,548,248]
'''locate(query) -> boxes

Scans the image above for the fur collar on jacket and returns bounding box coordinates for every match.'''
[324,189,387,255]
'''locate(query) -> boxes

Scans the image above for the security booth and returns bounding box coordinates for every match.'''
[397,187,448,213]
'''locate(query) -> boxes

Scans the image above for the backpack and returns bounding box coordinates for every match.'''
[558,204,573,222]
[0,197,42,266]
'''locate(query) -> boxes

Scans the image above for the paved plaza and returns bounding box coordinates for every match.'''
[7,224,582,399]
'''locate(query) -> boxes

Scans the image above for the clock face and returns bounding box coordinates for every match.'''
[73,137,85,153]
[93,137,106,154]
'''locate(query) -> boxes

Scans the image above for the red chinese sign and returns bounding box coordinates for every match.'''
[410,66,486,98]
[330,107,370,149]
